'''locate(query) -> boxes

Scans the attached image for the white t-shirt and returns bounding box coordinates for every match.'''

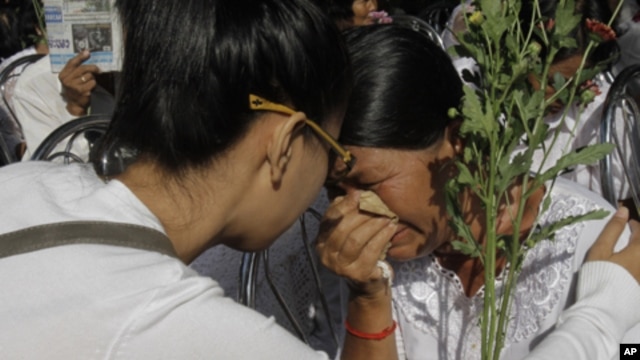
[0,161,328,359]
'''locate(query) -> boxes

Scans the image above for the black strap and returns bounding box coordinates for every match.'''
[0,221,177,259]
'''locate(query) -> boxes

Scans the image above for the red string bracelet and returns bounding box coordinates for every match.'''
[345,320,397,340]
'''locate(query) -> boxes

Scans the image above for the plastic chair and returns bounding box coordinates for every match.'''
[391,15,445,50]
[416,0,458,35]
[0,54,46,165]
[599,64,640,213]
[29,114,110,162]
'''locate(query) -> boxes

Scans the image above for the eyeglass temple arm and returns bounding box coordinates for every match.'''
[249,94,353,166]
[302,119,353,165]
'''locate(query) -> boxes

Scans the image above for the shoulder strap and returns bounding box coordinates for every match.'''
[0,221,177,259]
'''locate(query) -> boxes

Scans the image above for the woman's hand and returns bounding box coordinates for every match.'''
[586,207,640,282]
[315,190,398,297]
[58,50,101,116]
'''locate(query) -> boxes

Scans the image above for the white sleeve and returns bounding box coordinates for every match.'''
[12,57,76,159]
[526,261,640,360]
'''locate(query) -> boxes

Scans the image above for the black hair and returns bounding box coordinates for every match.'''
[102,0,351,172]
[0,7,21,59]
[0,0,45,59]
[19,0,43,47]
[315,0,356,23]
[521,0,619,64]
[339,24,463,149]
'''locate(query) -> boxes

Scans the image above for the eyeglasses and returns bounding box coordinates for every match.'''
[249,94,356,181]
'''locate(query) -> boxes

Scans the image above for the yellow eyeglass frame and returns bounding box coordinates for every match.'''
[249,94,355,172]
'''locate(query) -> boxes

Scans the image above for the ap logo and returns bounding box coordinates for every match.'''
[621,344,640,358]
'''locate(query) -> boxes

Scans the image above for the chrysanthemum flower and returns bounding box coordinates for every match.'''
[369,11,393,24]
[579,79,602,105]
[585,18,616,42]
[468,11,484,26]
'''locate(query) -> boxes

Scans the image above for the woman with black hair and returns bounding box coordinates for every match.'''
[0,1,397,359]
[0,6,21,60]
[317,0,380,29]
[317,24,640,359]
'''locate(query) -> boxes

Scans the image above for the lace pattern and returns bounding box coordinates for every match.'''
[391,191,601,360]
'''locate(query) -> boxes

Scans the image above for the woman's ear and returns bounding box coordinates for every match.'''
[266,112,307,186]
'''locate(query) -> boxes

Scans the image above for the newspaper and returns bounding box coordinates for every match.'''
[43,0,123,73]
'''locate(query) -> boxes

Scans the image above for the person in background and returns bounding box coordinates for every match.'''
[316,0,380,29]
[0,0,48,162]
[11,50,116,159]
[0,0,398,359]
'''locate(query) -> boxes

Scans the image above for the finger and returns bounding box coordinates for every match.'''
[355,221,397,269]
[335,221,397,282]
[59,50,91,78]
[75,64,101,76]
[64,79,96,98]
[338,217,393,262]
[624,220,640,250]
[587,207,629,261]
[324,191,360,220]
[67,65,101,86]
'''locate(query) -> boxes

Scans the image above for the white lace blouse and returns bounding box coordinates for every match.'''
[390,179,638,360]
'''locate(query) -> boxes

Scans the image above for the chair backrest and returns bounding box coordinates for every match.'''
[237,206,340,350]
[0,54,46,166]
[29,114,110,162]
[416,0,458,35]
[600,64,640,212]
[390,15,445,50]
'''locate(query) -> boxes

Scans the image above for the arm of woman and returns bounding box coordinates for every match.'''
[316,191,399,360]
[526,207,640,360]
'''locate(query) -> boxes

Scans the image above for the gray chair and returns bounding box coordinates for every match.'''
[30,114,110,163]
[600,64,640,212]
[416,0,458,35]
[238,207,340,348]
[391,14,445,50]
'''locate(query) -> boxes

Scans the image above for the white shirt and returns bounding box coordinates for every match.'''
[390,179,640,360]
[0,162,328,359]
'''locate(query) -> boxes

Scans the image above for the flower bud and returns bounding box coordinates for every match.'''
[468,11,484,26]
[580,89,597,105]
[527,42,542,57]
[448,107,460,119]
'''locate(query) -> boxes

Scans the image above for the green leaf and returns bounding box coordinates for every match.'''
[553,0,581,37]
[451,239,482,258]
[456,162,477,186]
[460,86,496,139]
[496,152,531,194]
[528,208,610,246]
[537,143,615,183]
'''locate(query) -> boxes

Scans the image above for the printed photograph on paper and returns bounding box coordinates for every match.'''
[63,0,111,14]
[71,23,112,53]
